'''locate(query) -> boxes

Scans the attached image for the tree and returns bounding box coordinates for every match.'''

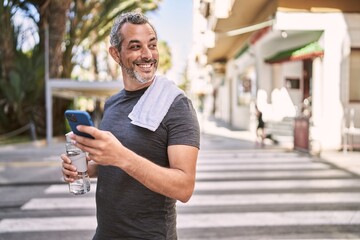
[48,0,162,135]
[0,0,16,82]
[62,0,160,78]
[157,40,172,75]
[0,0,162,137]
[0,0,44,134]
[0,0,72,136]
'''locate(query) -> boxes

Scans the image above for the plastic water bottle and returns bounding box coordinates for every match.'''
[65,132,91,195]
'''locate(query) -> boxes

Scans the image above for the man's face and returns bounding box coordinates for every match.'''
[118,23,159,84]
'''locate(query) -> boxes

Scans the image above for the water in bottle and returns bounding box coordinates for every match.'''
[65,132,91,195]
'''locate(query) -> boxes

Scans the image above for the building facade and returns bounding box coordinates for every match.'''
[188,0,360,151]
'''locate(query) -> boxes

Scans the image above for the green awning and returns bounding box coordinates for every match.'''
[234,43,249,59]
[265,41,324,64]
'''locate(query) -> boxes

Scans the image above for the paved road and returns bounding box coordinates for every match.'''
[1,132,360,239]
[178,147,360,239]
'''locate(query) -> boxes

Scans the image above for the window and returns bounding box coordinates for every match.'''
[350,49,360,102]
[286,77,300,89]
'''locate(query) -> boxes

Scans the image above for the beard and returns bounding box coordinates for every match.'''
[120,59,157,84]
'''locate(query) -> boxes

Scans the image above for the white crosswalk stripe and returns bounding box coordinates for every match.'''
[21,198,95,210]
[21,192,360,211]
[1,149,360,239]
[0,217,96,233]
[196,169,349,179]
[180,192,360,206]
[197,162,330,171]
[194,179,360,190]
[178,211,360,228]
[44,182,97,194]
[1,211,360,233]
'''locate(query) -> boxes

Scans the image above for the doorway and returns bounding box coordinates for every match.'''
[303,59,313,101]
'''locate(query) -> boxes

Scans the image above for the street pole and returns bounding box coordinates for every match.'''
[45,22,52,145]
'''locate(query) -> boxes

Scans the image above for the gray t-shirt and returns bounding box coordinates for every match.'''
[93,87,200,240]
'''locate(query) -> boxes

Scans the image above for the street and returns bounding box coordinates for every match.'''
[178,147,360,239]
[1,128,360,239]
[1,1,360,239]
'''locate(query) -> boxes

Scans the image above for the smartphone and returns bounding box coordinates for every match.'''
[64,110,94,139]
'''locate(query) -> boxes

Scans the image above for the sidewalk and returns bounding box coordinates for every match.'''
[200,115,360,176]
[0,138,65,185]
[320,150,360,176]
[0,116,359,186]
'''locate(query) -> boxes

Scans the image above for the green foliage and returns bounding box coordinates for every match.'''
[63,0,162,77]
[0,0,163,137]
[0,0,45,134]
[158,40,172,74]
[0,46,44,133]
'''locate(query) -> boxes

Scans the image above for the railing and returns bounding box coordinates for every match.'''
[342,108,360,153]
[0,122,37,141]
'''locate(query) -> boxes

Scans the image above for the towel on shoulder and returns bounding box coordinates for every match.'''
[128,75,185,131]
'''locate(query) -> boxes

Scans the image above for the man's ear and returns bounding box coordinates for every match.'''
[109,46,120,64]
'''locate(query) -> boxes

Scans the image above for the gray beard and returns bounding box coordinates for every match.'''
[134,71,152,84]
[121,63,154,84]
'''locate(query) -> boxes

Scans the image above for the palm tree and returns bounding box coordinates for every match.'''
[0,0,44,134]
[0,0,162,137]
[48,0,162,135]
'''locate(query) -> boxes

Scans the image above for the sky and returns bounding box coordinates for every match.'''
[147,0,193,83]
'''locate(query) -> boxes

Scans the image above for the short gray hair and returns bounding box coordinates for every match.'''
[110,11,157,49]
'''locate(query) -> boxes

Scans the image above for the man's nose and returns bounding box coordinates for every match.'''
[141,47,152,59]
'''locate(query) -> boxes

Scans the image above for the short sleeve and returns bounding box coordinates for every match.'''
[163,95,200,149]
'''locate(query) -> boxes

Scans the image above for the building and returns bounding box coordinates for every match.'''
[189,0,360,151]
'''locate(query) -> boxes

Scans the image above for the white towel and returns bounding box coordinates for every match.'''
[128,75,184,131]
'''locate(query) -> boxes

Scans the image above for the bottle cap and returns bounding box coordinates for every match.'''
[65,131,73,142]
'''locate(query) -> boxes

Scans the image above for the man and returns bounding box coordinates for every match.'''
[61,11,200,239]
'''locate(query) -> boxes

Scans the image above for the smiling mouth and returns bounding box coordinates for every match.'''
[137,63,153,70]
[135,60,157,71]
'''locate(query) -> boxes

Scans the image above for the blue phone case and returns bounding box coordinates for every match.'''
[64,110,94,139]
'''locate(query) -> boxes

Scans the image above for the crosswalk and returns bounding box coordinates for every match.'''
[176,150,360,239]
[1,149,360,239]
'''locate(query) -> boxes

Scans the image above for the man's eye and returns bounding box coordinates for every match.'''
[130,45,140,50]
[149,44,157,49]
